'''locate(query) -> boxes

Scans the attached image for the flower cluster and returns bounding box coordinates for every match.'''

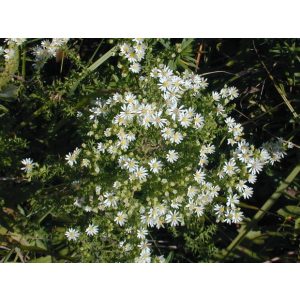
[32,38,69,67]
[0,39,26,61]
[21,40,290,262]
[119,39,146,73]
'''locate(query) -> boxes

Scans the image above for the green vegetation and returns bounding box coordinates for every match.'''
[0,38,299,262]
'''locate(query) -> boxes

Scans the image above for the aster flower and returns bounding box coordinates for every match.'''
[166,150,179,163]
[223,159,238,176]
[65,147,81,167]
[85,224,99,236]
[170,131,183,144]
[65,228,80,241]
[148,158,163,174]
[21,158,36,173]
[114,211,128,226]
[247,158,264,175]
[194,169,206,184]
[134,166,148,181]
[165,211,183,227]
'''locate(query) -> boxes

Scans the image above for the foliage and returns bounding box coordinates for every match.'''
[0,38,299,263]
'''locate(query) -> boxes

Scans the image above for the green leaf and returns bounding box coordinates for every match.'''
[30,255,52,263]
[295,218,300,231]
[0,84,19,100]
[277,205,300,218]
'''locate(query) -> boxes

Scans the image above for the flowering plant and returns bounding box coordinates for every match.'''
[14,39,292,262]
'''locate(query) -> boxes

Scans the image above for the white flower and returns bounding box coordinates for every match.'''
[85,224,99,236]
[226,194,240,208]
[133,38,144,44]
[134,166,148,181]
[166,150,179,163]
[129,62,141,73]
[151,111,167,128]
[248,173,257,184]
[242,186,253,199]
[158,77,172,92]
[120,43,131,55]
[194,113,204,129]
[178,111,193,128]
[223,159,238,176]
[212,91,220,101]
[125,49,138,63]
[148,158,163,174]
[4,48,15,61]
[194,205,205,217]
[150,67,160,78]
[236,180,247,193]
[124,158,138,173]
[166,105,185,121]
[161,127,175,140]
[65,147,81,167]
[21,158,36,173]
[225,117,236,128]
[170,131,183,144]
[114,211,127,226]
[137,228,148,239]
[227,87,239,100]
[231,209,244,223]
[247,158,264,175]
[194,169,206,184]
[97,142,105,153]
[165,211,183,227]
[214,204,225,219]
[65,228,80,241]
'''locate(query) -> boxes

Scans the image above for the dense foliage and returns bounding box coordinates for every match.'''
[0,38,299,262]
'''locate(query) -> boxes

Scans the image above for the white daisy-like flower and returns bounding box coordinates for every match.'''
[21,158,36,173]
[114,211,128,226]
[151,111,167,128]
[97,142,105,153]
[170,131,183,144]
[166,150,179,163]
[158,77,172,92]
[178,111,192,128]
[161,127,175,140]
[223,159,238,176]
[65,147,81,167]
[248,173,257,184]
[231,209,244,223]
[148,158,163,174]
[226,194,240,208]
[227,86,239,100]
[137,228,148,239]
[225,117,236,128]
[165,210,183,227]
[194,113,204,129]
[194,169,206,184]
[85,224,99,236]
[247,158,264,175]
[212,91,221,101]
[129,62,141,73]
[65,228,80,241]
[236,180,247,193]
[214,204,225,219]
[120,43,131,55]
[134,166,148,181]
[124,158,138,173]
[242,186,253,199]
